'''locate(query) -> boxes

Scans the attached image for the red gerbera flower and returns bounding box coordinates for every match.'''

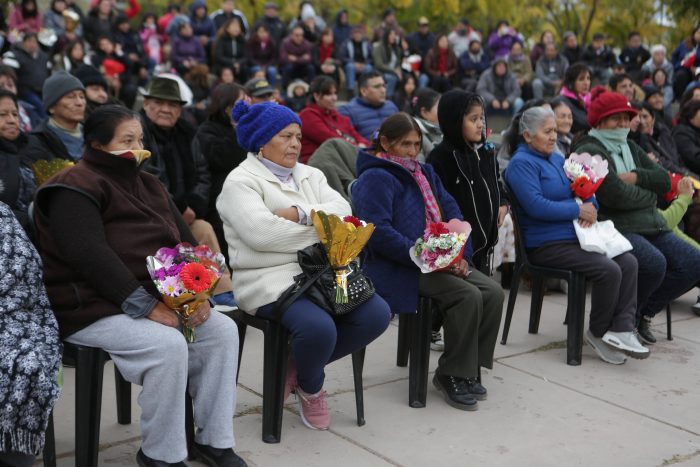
[180,262,213,293]
[427,222,449,237]
[343,215,363,227]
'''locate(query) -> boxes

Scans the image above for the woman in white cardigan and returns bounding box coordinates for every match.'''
[217,101,390,431]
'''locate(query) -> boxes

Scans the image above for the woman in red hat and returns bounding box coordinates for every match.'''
[573,87,700,345]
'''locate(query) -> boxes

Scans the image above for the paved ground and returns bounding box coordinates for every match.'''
[41,281,700,467]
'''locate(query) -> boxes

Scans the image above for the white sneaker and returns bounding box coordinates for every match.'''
[602,331,650,359]
[585,329,627,365]
[430,331,444,351]
[692,295,700,317]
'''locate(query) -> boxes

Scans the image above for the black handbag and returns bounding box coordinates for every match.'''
[274,243,375,320]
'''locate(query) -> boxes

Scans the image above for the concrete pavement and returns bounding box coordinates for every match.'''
[40,285,700,467]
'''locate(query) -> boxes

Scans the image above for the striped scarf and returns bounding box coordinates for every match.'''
[376,152,442,225]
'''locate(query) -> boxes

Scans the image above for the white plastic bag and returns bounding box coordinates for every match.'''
[573,220,633,258]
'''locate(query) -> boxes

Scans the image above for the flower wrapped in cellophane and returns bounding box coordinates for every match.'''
[146,243,226,342]
[311,211,375,304]
[410,220,472,273]
[32,159,75,186]
[563,152,608,200]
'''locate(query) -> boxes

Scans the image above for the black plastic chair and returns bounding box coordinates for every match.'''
[41,343,196,467]
[41,343,131,467]
[395,297,433,408]
[500,186,588,366]
[232,309,366,443]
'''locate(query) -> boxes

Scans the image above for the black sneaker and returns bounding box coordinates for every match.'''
[432,373,478,411]
[192,442,248,467]
[136,449,189,467]
[637,316,656,345]
[465,378,488,401]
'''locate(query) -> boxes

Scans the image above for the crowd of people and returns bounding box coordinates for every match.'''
[0,1,700,465]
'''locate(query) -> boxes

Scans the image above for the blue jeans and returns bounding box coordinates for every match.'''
[257,294,390,393]
[344,63,373,92]
[249,65,279,86]
[383,73,399,98]
[625,231,700,319]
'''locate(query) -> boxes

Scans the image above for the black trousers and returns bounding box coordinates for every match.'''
[529,242,638,337]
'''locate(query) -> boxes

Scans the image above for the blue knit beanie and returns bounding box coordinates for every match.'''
[232,101,302,152]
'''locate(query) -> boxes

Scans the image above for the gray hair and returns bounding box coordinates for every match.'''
[650,44,666,56]
[519,106,556,137]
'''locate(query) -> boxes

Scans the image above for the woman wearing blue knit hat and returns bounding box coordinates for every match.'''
[217,101,390,431]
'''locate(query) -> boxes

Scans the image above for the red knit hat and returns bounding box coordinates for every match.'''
[586,86,638,128]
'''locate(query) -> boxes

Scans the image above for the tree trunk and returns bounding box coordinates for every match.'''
[581,0,599,46]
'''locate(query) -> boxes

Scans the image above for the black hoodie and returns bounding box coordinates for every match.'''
[426,90,505,270]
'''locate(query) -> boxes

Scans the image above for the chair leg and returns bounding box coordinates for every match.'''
[75,349,108,467]
[666,304,673,341]
[42,410,56,467]
[235,321,247,384]
[501,262,524,345]
[114,366,131,425]
[408,299,431,408]
[566,275,586,366]
[396,314,411,367]
[261,322,288,444]
[528,275,546,334]
[351,348,366,426]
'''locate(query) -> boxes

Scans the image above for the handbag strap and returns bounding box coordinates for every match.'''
[272,264,330,321]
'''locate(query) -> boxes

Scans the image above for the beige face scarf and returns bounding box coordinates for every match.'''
[109,149,152,165]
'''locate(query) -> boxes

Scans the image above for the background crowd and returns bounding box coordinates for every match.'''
[0,0,700,464]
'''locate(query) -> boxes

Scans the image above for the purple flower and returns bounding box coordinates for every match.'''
[153,268,167,281]
[167,263,185,276]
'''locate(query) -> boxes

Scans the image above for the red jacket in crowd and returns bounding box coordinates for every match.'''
[299,103,370,163]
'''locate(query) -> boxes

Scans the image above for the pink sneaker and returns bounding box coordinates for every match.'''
[283,358,297,403]
[297,389,331,430]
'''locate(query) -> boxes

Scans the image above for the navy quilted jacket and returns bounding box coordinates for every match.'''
[353,150,473,313]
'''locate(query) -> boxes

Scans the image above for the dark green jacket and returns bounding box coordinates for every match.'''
[573,135,670,235]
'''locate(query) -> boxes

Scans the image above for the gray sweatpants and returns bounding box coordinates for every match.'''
[66,311,239,463]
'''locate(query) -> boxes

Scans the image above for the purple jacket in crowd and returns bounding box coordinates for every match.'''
[279,37,313,65]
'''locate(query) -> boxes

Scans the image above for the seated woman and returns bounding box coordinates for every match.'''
[372,28,403,98]
[34,106,245,467]
[0,90,35,231]
[631,101,696,178]
[550,96,574,156]
[672,99,700,175]
[0,202,61,467]
[298,76,369,164]
[505,106,648,364]
[353,113,503,411]
[218,101,390,431]
[411,88,442,162]
[424,34,458,93]
[213,18,248,82]
[194,83,248,264]
[559,62,591,135]
[573,89,700,345]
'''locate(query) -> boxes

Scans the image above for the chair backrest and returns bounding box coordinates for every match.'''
[501,181,532,269]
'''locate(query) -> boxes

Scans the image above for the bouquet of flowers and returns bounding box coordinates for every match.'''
[410,220,472,273]
[562,152,632,258]
[311,211,375,304]
[32,159,75,186]
[146,243,226,342]
[562,152,608,200]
